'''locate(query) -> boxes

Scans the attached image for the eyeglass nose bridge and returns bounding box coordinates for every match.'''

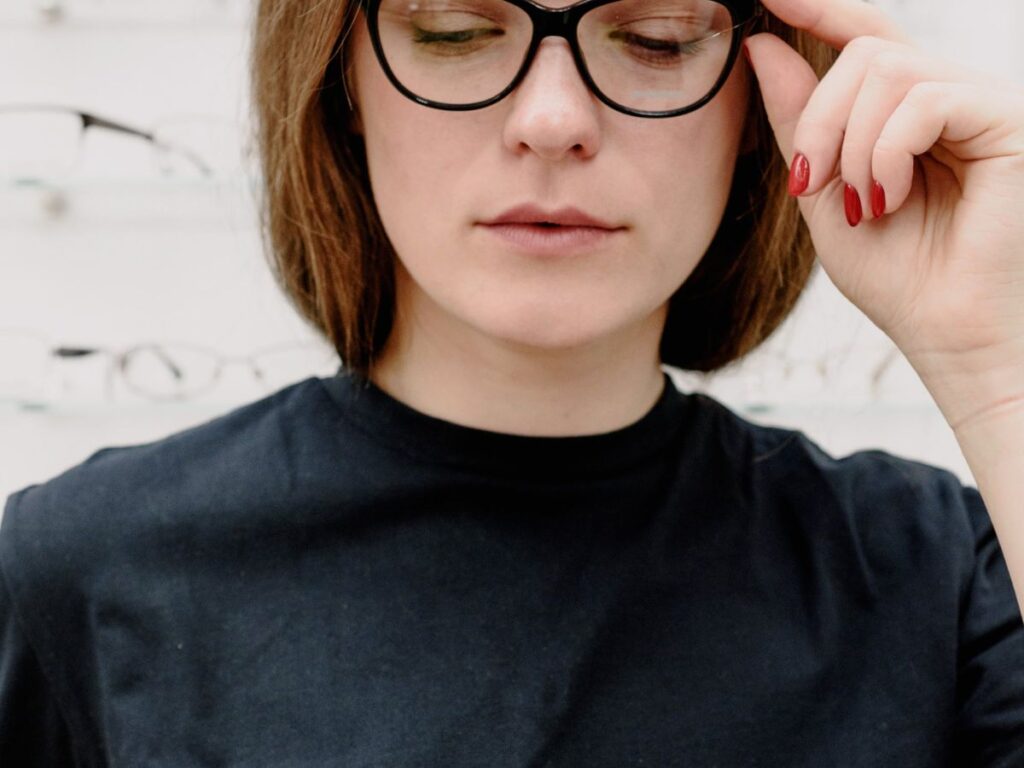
[529,4,583,40]
[455,1,626,113]
[505,10,593,106]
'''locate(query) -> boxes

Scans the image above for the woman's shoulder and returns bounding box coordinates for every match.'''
[687,391,984,579]
[0,377,325,595]
[690,389,970,494]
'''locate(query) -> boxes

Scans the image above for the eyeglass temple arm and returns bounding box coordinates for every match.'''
[81,112,214,177]
[0,105,214,178]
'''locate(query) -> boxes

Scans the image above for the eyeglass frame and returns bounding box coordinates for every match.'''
[353,0,764,119]
[0,103,214,181]
[0,328,338,408]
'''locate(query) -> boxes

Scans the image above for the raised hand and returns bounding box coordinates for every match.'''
[745,0,1024,431]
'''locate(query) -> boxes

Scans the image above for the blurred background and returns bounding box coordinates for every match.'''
[1,0,1022,509]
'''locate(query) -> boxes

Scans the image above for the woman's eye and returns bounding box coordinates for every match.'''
[411,23,503,49]
[610,30,704,64]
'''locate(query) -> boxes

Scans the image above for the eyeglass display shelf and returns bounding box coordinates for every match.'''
[0,173,262,225]
[1,173,258,194]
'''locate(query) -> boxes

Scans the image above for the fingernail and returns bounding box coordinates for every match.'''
[844,183,863,227]
[788,153,810,196]
[871,180,886,219]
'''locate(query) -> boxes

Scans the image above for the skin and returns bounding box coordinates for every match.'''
[344,0,753,436]
[741,0,1024,615]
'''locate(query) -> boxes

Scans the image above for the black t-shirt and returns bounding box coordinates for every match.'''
[2,369,1023,767]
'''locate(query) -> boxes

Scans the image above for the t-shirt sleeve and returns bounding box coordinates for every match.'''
[952,483,1024,766]
[0,503,76,766]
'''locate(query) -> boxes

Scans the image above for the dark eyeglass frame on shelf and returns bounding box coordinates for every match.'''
[0,103,214,180]
[353,0,765,118]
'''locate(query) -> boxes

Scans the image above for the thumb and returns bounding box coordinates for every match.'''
[744,32,823,174]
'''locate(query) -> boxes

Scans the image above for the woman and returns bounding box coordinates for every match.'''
[2,0,1023,764]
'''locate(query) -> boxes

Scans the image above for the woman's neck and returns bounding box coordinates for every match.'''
[367,297,668,438]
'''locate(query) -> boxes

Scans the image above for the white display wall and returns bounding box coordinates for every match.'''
[2,0,1022,509]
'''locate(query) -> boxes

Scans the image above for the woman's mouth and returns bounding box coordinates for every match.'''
[478,222,625,255]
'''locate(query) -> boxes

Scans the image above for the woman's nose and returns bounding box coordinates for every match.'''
[501,38,601,161]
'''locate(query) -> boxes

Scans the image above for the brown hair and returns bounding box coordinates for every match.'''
[249,1,839,381]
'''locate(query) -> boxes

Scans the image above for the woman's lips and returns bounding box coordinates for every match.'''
[479,223,625,255]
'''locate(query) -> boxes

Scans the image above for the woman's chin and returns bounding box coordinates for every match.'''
[464,304,645,356]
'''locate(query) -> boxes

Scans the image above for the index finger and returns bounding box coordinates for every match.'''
[756,0,915,49]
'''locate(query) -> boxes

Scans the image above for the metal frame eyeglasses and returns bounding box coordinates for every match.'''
[353,0,764,118]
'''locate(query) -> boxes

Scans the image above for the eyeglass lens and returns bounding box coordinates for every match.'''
[120,343,340,400]
[375,0,740,113]
[0,110,83,180]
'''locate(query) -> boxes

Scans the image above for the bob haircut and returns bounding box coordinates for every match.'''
[249,0,839,382]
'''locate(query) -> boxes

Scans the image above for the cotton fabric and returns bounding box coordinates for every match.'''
[2,369,1022,767]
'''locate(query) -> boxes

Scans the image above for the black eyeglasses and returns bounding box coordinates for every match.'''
[356,0,763,118]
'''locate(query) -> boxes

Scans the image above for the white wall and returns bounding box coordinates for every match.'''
[2,0,1022,508]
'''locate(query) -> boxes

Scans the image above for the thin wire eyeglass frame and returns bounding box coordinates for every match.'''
[354,0,764,118]
[0,328,339,408]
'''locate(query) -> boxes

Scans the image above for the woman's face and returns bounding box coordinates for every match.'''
[345,1,753,357]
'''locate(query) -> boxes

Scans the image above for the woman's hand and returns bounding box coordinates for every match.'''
[745,0,1024,431]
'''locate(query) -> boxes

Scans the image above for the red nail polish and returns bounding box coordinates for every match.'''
[789,153,810,196]
[844,183,862,227]
[871,180,886,219]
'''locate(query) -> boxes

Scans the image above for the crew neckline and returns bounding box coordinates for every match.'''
[317,367,694,479]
